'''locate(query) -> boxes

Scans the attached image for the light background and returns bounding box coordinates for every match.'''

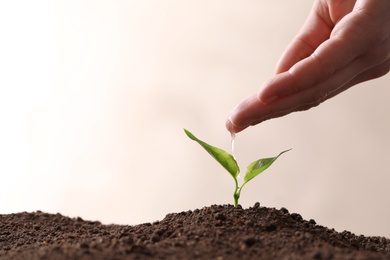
[1,1,389,237]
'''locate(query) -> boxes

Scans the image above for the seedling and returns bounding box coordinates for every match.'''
[184,129,290,206]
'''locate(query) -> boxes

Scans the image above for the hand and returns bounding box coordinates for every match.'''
[226,0,390,134]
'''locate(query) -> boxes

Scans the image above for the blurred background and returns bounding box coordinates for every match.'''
[1,1,389,237]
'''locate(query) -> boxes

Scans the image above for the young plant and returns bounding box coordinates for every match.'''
[184,128,290,206]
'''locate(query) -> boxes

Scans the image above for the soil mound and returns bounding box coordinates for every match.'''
[1,203,389,259]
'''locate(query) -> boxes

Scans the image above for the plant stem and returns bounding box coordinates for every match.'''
[233,182,248,207]
[233,177,239,206]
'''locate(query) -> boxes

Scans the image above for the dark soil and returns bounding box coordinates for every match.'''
[1,203,389,259]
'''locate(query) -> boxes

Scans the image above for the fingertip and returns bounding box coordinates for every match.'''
[226,96,265,133]
[225,115,245,134]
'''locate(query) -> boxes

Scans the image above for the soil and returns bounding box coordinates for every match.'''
[1,203,389,259]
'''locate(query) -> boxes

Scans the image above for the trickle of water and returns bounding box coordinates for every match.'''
[230,133,236,160]
[231,133,240,179]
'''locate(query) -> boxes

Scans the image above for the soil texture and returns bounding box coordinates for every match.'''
[1,203,389,259]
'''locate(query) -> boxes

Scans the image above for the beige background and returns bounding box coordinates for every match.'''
[1,1,389,237]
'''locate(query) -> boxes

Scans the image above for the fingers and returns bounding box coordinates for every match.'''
[226,0,390,134]
[226,84,334,134]
[263,0,389,104]
[226,55,390,133]
[226,96,266,133]
[276,0,358,74]
[226,90,328,134]
[275,1,334,73]
[259,33,364,105]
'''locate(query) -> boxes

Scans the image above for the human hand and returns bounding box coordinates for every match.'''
[226,0,390,134]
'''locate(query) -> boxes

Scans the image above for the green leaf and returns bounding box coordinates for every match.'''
[243,149,291,185]
[184,129,240,178]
